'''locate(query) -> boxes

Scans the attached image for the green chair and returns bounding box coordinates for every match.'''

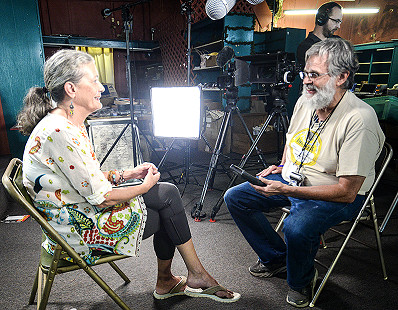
[274,142,393,307]
[2,158,132,310]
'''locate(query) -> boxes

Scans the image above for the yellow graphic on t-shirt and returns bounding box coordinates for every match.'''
[289,128,322,166]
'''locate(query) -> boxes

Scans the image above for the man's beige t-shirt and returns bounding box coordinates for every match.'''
[282,91,385,195]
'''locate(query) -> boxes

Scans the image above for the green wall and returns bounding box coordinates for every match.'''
[0,0,44,158]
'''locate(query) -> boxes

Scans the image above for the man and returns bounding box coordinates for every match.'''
[224,38,385,308]
[296,2,343,71]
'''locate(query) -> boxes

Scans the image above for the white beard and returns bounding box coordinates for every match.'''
[303,77,337,110]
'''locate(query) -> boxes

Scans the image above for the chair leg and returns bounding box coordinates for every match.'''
[369,196,388,280]
[83,264,131,310]
[37,268,45,310]
[320,234,327,248]
[29,267,39,305]
[379,191,398,233]
[310,220,361,307]
[109,261,131,283]
[38,246,63,310]
[275,212,288,232]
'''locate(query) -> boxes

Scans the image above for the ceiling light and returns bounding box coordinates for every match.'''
[284,8,379,15]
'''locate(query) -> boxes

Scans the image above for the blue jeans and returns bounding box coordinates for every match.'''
[224,173,365,290]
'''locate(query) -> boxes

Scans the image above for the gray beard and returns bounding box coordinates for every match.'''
[303,77,336,110]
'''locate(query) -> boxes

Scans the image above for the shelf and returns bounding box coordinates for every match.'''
[354,41,398,88]
[42,35,159,52]
[193,40,223,50]
[359,62,391,65]
[193,66,220,71]
[202,88,221,91]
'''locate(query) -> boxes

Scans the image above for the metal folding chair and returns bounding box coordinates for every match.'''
[273,142,393,307]
[2,158,132,310]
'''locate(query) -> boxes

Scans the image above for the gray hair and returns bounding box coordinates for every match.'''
[44,49,94,103]
[17,49,94,135]
[305,38,359,89]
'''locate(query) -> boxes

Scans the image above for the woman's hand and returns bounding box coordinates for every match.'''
[141,165,160,191]
[131,162,159,179]
[256,164,283,178]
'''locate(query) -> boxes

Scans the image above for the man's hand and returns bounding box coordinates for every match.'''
[251,177,287,196]
[257,165,283,177]
[252,174,366,204]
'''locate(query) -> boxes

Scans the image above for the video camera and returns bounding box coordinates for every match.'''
[235,51,298,87]
[216,47,298,93]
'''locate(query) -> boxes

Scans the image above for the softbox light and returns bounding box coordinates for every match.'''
[151,86,202,139]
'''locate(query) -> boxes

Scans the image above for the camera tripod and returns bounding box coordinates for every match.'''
[191,86,269,221]
[208,88,290,221]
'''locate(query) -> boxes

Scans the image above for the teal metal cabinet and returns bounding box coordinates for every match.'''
[354,41,398,88]
[191,14,255,111]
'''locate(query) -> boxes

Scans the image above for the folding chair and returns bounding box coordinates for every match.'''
[273,142,393,307]
[2,158,132,310]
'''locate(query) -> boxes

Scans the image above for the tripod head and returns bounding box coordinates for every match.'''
[181,0,193,16]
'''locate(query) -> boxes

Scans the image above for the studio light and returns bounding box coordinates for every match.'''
[205,0,265,20]
[151,86,202,139]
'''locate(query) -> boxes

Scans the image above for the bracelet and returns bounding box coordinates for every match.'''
[118,170,125,184]
[107,169,117,185]
[278,164,284,167]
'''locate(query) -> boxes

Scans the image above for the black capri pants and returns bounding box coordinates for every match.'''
[142,182,191,260]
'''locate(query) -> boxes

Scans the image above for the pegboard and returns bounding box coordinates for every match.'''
[156,0,254,86]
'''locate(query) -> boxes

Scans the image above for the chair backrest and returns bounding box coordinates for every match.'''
[362,142,393,207]
[1,158,88,265]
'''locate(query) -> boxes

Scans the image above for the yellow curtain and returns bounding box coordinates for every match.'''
[76,47,114,85]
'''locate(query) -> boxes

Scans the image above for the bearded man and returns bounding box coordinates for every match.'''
[224,38,385,308]
[296,2,343,71]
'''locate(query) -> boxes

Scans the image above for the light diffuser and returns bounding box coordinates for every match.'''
[151,86,202,139]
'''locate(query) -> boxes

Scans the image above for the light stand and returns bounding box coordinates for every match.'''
[98,1,178,181]
[156,0,212,195]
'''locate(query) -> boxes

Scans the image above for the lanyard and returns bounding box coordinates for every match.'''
[294,92,345,173]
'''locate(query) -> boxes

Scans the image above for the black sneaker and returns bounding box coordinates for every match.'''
[286,268,318,308]
[249,259,287,278]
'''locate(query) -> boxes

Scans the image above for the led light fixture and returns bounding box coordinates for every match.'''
[284,8,379,15]
[151,86,202,139]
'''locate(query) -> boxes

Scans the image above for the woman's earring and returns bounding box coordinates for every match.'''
[69,101,74,116]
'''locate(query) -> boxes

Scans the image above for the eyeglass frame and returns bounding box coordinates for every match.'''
[328,17,342,24]
[299,71,330,80]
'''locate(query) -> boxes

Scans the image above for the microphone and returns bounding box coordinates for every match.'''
[216,46,235,67]
[101,8,111,19]
[205,0,236,20]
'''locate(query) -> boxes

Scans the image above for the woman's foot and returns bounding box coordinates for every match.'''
[154,275,187,296]
[185,272,237,300]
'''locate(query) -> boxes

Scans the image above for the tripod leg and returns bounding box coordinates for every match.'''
[192,110,232,221]
[209,110,278,221]
[235,109,267,167]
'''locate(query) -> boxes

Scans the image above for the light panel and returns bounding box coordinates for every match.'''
[151,86,202,139]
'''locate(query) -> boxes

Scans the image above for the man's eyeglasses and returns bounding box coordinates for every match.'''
[328,17,342,24]
[299,71,330,80]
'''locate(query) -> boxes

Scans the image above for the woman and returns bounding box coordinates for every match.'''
[17,49,239,303]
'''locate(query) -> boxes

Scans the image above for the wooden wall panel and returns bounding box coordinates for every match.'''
[265,0,398,45]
